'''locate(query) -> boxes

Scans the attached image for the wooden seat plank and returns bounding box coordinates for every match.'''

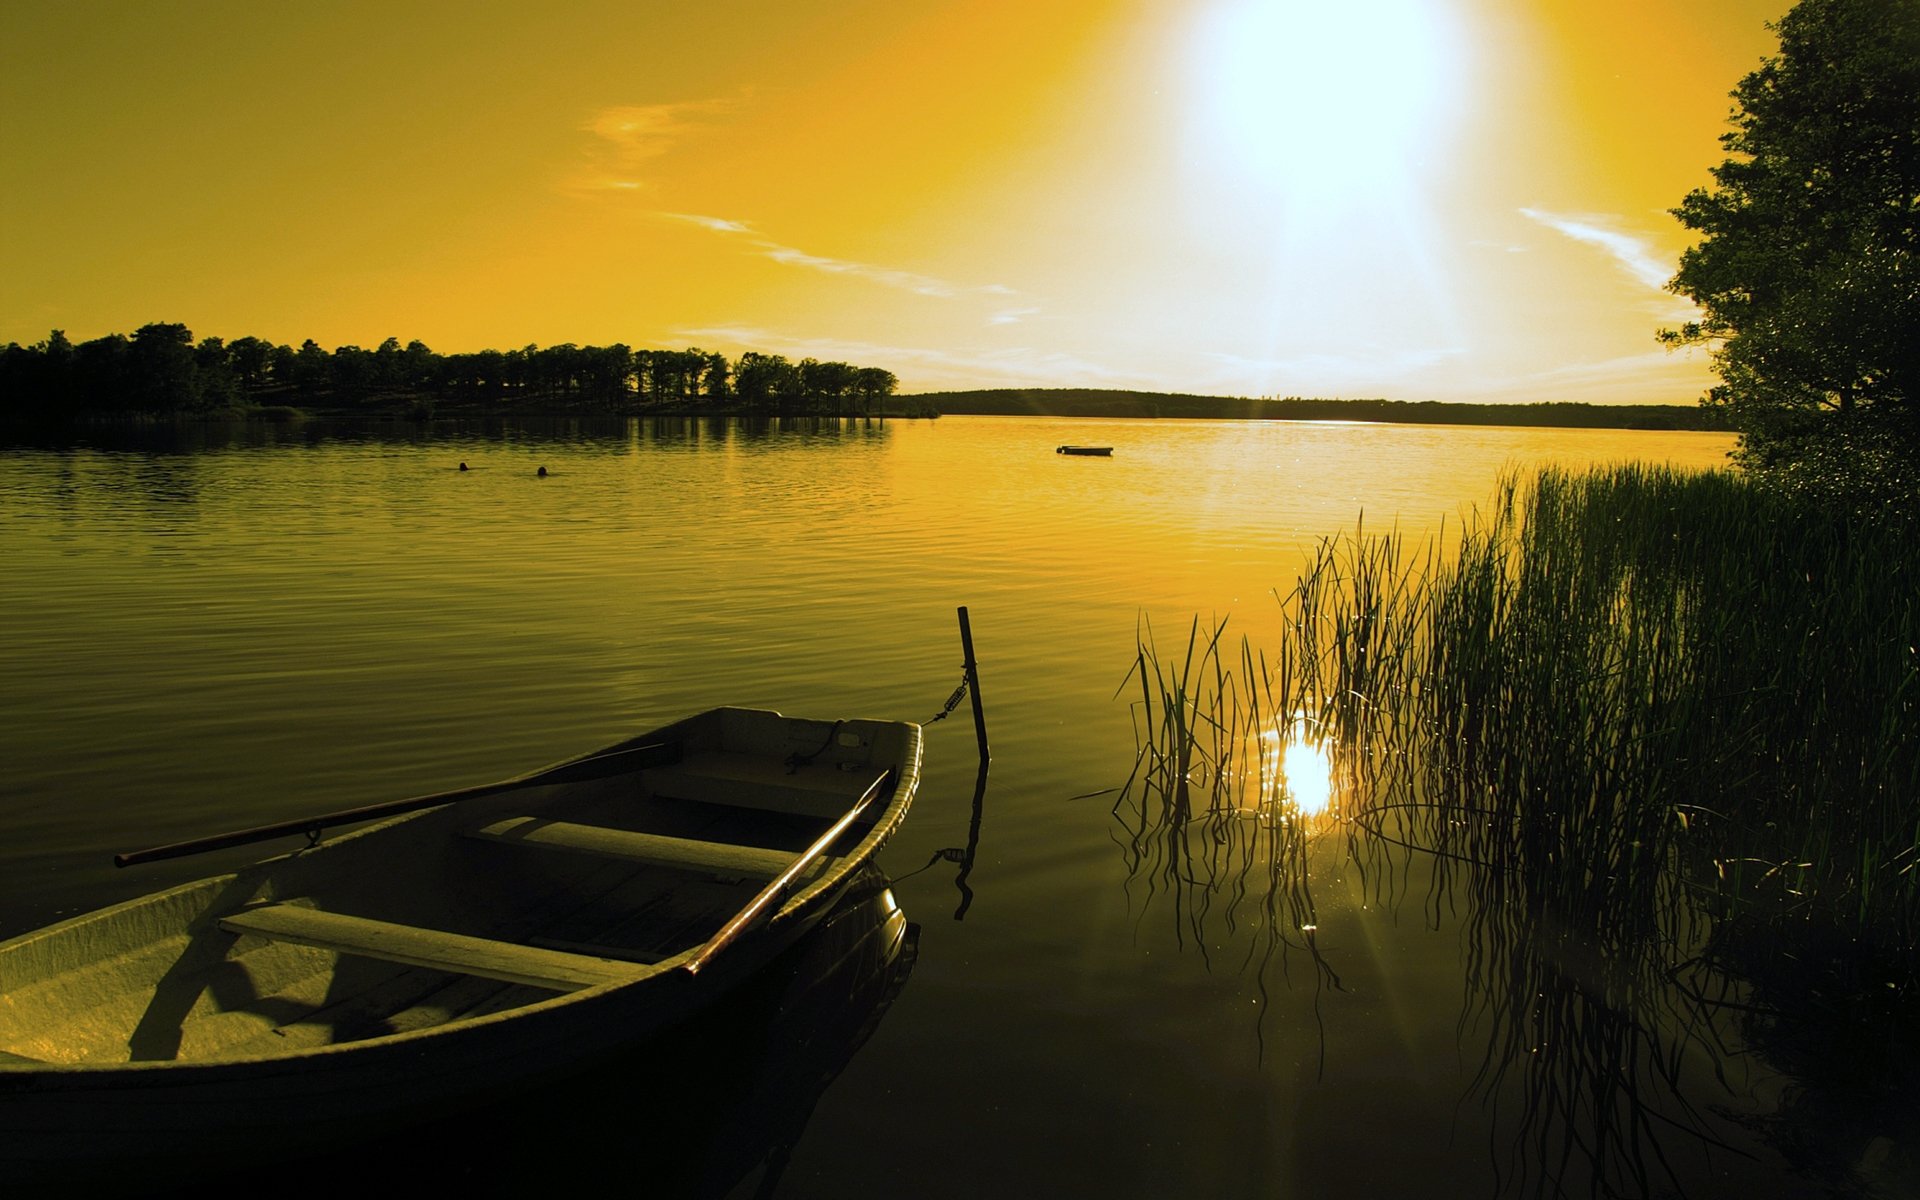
[218,905,642,993]
[467,817,822,880]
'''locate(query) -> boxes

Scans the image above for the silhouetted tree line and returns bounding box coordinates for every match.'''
[0,323,899,419]
[920,388,1738,431]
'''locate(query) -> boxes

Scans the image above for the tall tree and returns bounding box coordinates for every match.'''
[402,340,436,389]
[733,352,788,412]
[1664,0,1920,494]
[227,336,275,389]
[702,351,731,402]
[854,367,898,414]
[582,343,634,405]
[290,339,331,393]
[129,323,202,411]
[373,337,406,389]
[194,336,240,408]
[330,345,376,397]
[73,334,133,410]
[799,358,861,413]
[266,342,297,387]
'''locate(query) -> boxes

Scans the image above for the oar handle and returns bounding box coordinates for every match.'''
[113,740,683,868]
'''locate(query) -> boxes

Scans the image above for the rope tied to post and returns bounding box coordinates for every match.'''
[784,720,845,773]
[926,671,970,725]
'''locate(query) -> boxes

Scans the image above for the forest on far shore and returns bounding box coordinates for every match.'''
[917,388,1736,431]
[1,324,1736,431]
[0,323,909,419]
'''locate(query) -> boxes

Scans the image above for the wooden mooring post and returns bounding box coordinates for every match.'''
[957,606,989,766]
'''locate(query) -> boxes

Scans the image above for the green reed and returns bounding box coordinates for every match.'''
[1415,465,1920,1195]
[1124,463,1919,961]
[1476,466,1920,948]
[1131,464,1920,950]
[1112,524,1431,993]
[1118,463,1920,1190]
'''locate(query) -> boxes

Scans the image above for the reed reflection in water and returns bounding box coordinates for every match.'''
[1116,616,1742,1196]
[1114,465,1920,1198]
[1111,615,1357,1066]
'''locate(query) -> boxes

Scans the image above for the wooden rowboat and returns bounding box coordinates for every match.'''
[1056,444,1113,456]
[173,865,917,1193]
[0,706,921,1176]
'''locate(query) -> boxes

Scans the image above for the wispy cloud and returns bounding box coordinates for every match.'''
[663,212,752,235]
[988,307,1042,326]
[657,212,1016,300]
[678,324,1119,388]
[1518,208,1676,292]
[568,97,743,193]
[1500,348,1708,392]
[1519,208,1702,325]
[1410,348,1712,406]
[1175,341,1712,406]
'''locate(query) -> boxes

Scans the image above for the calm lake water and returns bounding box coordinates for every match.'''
[7,414,1877,1197]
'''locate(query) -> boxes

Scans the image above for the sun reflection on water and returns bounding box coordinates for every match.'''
[1260,716,1336,819]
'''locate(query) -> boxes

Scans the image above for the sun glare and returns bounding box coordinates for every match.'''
[1189,0,1463,210]
[1260,717,1336,818]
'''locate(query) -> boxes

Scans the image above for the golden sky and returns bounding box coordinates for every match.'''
[0,0,1788,402]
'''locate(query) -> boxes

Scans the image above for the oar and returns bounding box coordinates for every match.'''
[686,767,894,975]
[114,739,684,868]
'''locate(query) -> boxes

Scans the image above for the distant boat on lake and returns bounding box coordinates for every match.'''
[1056,445,1113,456]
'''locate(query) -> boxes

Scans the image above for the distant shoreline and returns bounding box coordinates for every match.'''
[908,388,1734,432]
[1,387,1732,434]
[0,394,940,427]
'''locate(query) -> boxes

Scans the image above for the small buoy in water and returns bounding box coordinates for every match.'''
[458,462,469,471]
[537,466,548,478]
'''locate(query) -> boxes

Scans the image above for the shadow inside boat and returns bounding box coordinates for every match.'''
[134,869,917,1198]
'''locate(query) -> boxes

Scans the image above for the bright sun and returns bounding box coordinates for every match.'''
[1189,0,1463,213]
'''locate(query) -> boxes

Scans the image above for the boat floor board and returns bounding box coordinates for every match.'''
[537,875,741,966]
[218,971,526,1058]
[219,905,648,994]
[167,954,365,1061]
[467,818,811,881]
[201,859,655,1055]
